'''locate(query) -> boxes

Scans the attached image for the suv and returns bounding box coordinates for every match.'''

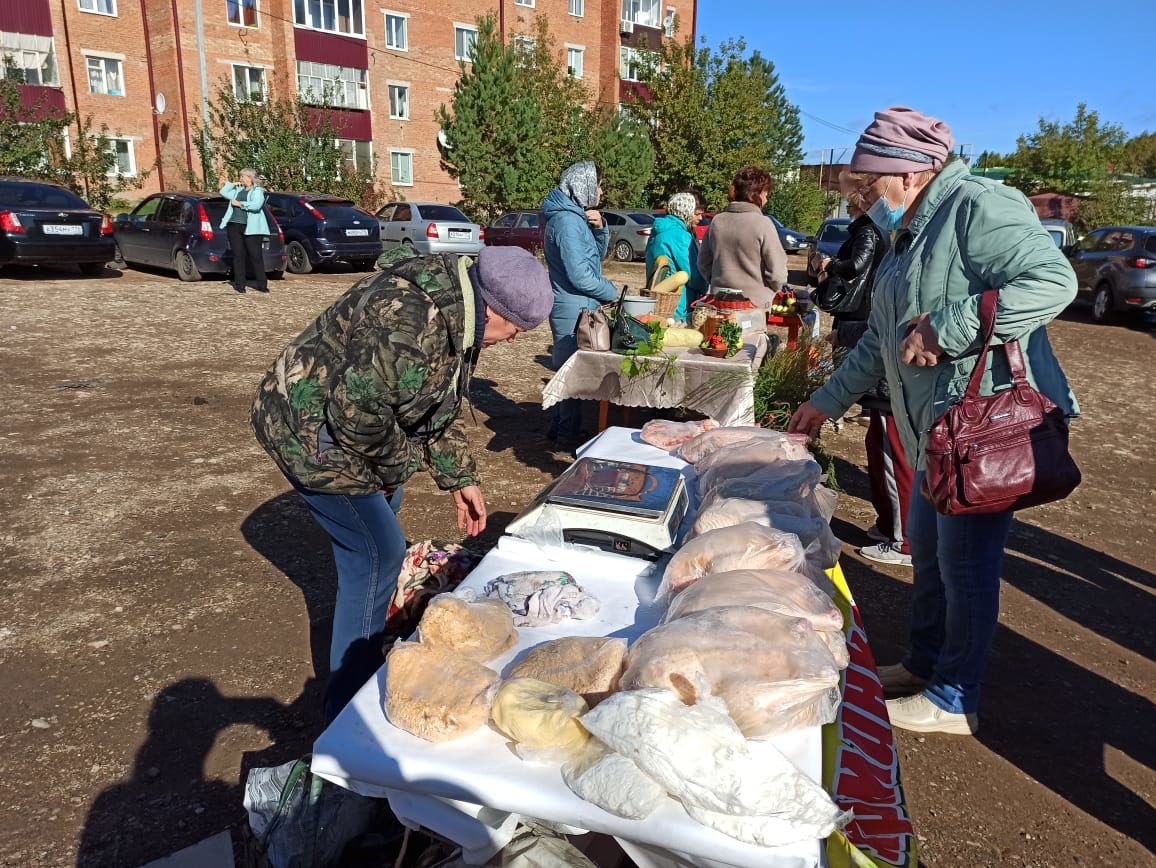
[1041,218,1077,251]
[376,202,484,255]
[265,192,380,274]
[769,214,810,253]
[113,192,286,282]
[0,179,116,275]
[486,210,544,253]
[601,209,655,262]
[1068,226,1156,323]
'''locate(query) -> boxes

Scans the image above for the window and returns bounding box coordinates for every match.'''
[602,212,625,227]
[389,150,413,186]
[568,0,584,16]
[296,61,369,110]
[130,196,162,220]
[1078,230,1105,253]
[78,0,117,16]
[514,0,534,5]
[107,138,136,177]
[336,139,371,175]
[232,64,266,102]
[494,213,517,228]
[293,0,364,37]
[86,56,124,96]
[383,11,407,50]
[513,35,535,65]
[663,6,675,37]
[619,46,654,82]
[621,0,660,28]
[391,203,412,221]
[566,46,584,79]
[388,83,408,119]
[454,25,477,62]
[517,212,540,228]
[0,33,60,86]
[227,0,257,27]
[155,198,183,223]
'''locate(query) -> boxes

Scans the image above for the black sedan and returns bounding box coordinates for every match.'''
[265,192,381,274]
[113,192,286,282]
[0,179,117,275]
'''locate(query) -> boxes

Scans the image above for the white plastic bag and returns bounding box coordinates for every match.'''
[640,419,719,451]
[698,458,823,505]
[663,568,843,633]
[676,427,811,464]
[561,741,667,820]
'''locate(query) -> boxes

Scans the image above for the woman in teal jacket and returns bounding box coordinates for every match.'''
[790,108,1078,737]
[645,191,707,323]
[219,168,270,294]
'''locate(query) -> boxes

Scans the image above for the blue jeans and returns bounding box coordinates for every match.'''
[294,485,406,723]
[901,471,1014,715]
[550,333,583,441]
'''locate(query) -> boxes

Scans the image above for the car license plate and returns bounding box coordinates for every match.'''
[448,228,470,239]
[43,224,84,236]
[345,229,369,237]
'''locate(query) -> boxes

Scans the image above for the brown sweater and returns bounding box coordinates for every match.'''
[697,201,788,311]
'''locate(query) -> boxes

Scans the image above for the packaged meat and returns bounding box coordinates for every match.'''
[663,569,843,632]
[701,481,813,516]
[384,642,500,742]
[698,457,823,504]
[561,741,667,820]
[489,678,589,760]
[676,427,811,464]
[508,637,627,705]
[619,607,842,738]
[659,523,807,599]
[416,593,517,663]
[640,418,719,451]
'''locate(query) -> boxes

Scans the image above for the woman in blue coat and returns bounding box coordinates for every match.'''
[219,168,270,294]
[542,161,619,448]
[645,191,707,323]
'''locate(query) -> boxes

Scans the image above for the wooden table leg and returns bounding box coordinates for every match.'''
[622,406,632,428]
[598,400,609,432]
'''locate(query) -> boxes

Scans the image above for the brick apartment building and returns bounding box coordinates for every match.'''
[2,0,695,203]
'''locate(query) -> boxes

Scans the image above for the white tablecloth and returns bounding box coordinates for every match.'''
[311,428,823,868]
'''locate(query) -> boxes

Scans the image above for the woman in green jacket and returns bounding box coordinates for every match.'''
[219,168,270,293]
[790,107,1078,736]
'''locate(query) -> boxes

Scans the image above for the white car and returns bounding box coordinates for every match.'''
[375,202,484,255]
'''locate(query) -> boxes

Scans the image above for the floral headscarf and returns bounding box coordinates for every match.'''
[666,192,698,230]
[559,160,600,209]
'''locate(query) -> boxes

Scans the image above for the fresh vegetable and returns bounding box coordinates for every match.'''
[651,270,690,295]
[663,328,705,348]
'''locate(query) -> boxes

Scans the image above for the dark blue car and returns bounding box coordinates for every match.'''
[264,192,381,274]
[0,179,117,276]
[113,192,286,282]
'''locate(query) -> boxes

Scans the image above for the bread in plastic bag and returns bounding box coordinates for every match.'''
[579,686,845,835]
[683,789,850,847]
[508,636,627,706]
[676,427,811,464]
[490,677,589,761]
[640,419,719,451]
[660,522,807,599]
[619,607,842,738]
[416,593,517,663]
[561,741,667,820]
[384,642,500,742]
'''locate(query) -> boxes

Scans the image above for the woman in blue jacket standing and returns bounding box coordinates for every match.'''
[646,190,707,323]
[542,161,619,448]
[219,168,270,294]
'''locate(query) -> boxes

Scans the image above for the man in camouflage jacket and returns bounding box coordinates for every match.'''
[251,245,553,721]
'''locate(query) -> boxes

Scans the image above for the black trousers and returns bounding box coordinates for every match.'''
[227,222,267,290]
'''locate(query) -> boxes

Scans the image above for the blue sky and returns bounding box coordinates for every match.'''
[696,1,1156,163]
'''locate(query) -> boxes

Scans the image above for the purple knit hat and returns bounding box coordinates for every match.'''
[473,246,553,331]
[850,107,955,175]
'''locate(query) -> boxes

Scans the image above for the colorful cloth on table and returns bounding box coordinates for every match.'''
[482,571,600,627]
[385,540,478,636]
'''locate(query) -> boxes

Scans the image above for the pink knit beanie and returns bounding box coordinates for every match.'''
[850,107,955,175]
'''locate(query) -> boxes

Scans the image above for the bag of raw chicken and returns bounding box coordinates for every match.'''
[676,426,811,464]
[640,419,719,451]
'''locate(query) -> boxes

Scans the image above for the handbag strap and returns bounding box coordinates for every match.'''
[964,289,1029,399]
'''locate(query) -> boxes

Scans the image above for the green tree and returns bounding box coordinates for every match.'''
[1072,177,1155,235]
[1122,132,1156,178]
[766,174,828,235]
[1005,104,1127,195]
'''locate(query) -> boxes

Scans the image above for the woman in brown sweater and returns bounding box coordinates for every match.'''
[697,166,788,312]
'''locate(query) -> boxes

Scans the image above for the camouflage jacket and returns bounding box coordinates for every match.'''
[251,248,481,495]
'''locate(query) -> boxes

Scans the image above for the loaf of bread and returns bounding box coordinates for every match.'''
[416,594,517,663]
[383,642,500,742]
[509,636,627,706]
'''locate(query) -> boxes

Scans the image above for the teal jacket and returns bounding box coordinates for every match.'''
[541,187,618,341]
[645,214,707,323]
[809,161,1079,470]
[218,183,271,235]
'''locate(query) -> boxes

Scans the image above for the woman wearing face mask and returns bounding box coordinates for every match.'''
[789,107,1078,736]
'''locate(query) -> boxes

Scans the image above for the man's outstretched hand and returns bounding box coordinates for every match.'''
[452,485,488,537]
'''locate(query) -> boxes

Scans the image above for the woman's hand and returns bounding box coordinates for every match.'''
[900,314,944,367]
[452,485,488,537]
[230,199,241,207]
[585,210,604,229]
[788,401,829,440]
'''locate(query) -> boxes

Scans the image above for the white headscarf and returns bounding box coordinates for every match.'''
[666,192,697,230]
[559,161,600,209]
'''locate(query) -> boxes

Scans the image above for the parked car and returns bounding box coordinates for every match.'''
[486,210,544,253]
[601,209,655,262]
[113,192,286,282]
[376,202,484,255]
[1040,218,1077,251]
[0,178,116,275]
[1067,225,1156,323]
[805,218,852,284]
[769,214,810,253]
[264,192,380,274]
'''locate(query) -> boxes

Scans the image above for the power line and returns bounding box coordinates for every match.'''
[798,110,860,137]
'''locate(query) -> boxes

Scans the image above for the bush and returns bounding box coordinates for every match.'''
[766,175,829,235]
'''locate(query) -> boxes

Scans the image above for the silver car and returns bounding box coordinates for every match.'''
[375,202,484,255]
[601,209,655,262]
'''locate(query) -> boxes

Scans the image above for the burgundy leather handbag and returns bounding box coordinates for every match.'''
[921,289,1081,515]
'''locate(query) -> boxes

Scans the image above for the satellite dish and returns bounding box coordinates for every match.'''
[155,92,167,114]
[437,129,450,150]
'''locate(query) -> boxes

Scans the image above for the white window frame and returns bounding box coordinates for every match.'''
[565,44,584,79]
[387,81,409,120]
[383,10,408,51]
[78,0,117,17]
[621,0,660,28]
[231,63,267,102]
[106,137,136,177]
[1,34,61,87]
[293,0,365,39]
[514,0,534,6]
[568,0,584,17]
[336,138,372,175]
[295,60,369,110]
[389,148,414,187]
[663,5,675,37]
[513,35,535,65]
[453,23,477,63]
[84,53,125,96]
[226,0,259,28]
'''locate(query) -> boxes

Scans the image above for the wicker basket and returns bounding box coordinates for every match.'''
[645,262,684,321]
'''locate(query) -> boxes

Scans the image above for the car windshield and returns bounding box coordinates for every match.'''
[0,181,90,210]
[819,223,851,243]
[311,201,370,222]
[418,205,470,222]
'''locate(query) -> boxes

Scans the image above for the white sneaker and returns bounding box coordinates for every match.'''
[859,542,912,566]
[886,693,978,735]
[865,524,888,543]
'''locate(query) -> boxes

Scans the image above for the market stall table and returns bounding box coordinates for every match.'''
[542,335,769,429]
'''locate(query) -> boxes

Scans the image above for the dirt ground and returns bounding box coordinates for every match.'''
[0,254,1152,868]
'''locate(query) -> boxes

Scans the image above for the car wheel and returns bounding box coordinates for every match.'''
[78,262,106,277]
[175,250,202,282]
[613,239,634,262]
[286,241,313,274]
[1091,283,1116,323]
